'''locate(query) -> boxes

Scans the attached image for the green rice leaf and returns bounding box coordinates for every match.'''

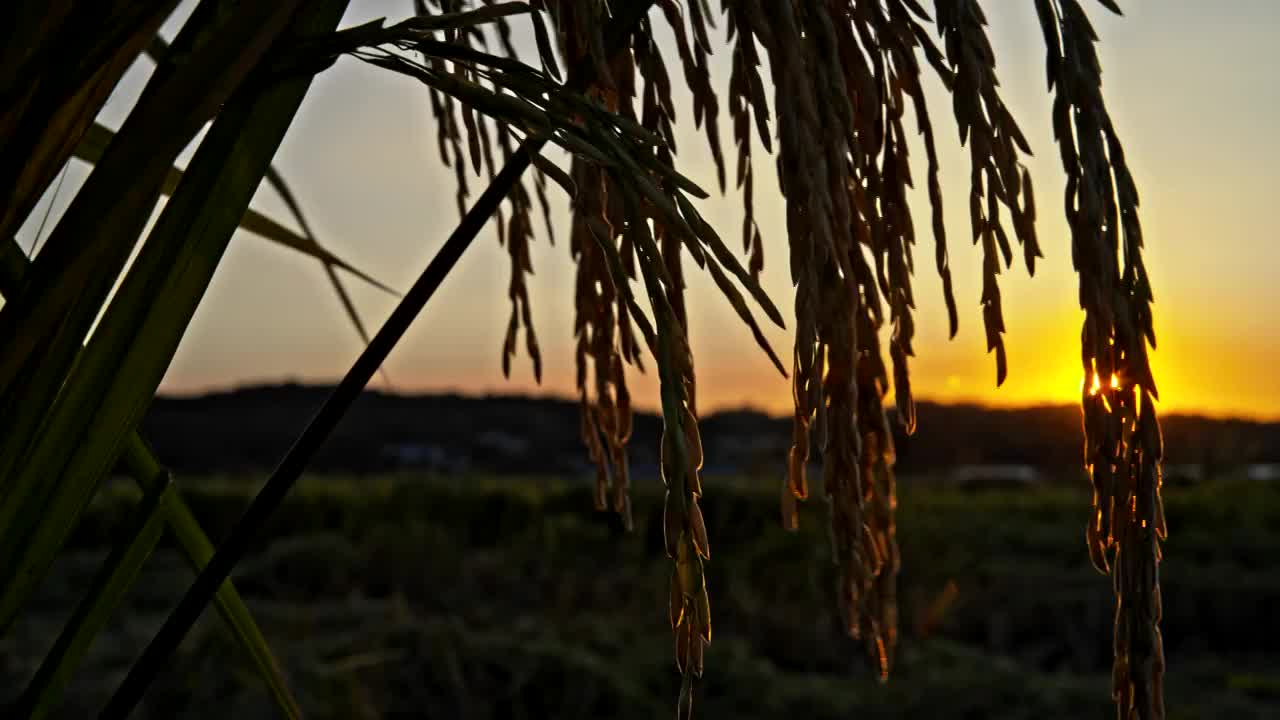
[72,121,398,297]
[0,247,302,720]
[119,437,303,720]
[0,0,342,648]
[13,470,172,720]
[0,0,311,529]
[0,1,178,244]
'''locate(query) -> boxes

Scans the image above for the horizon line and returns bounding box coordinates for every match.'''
[153,379,1280,426]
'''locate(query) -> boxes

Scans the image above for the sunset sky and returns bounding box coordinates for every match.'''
[16,1,1280,420]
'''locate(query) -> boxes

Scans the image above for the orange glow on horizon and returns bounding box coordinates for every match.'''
[159,276,1280,423]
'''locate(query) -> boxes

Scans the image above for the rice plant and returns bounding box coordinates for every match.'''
[0,1,1164,718]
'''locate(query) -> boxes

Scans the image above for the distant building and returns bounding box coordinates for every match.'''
[1162,463,1205,486]
[380,442,467,472]
[948,464,1042,490]
[473,430,530,457]
[1247,464,1280,482]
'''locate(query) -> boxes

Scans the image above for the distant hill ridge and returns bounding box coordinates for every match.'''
[140,383,1280,475]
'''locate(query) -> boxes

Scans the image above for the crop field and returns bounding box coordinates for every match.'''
[4,475,1277,719]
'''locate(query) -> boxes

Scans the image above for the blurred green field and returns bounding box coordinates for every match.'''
[5,475,1278,718]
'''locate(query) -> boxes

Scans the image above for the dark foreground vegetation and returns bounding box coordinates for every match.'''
[5,476,1277,719]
